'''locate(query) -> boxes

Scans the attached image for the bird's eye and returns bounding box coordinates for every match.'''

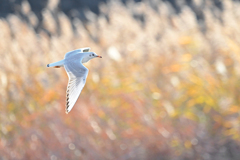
[92,54,94,56]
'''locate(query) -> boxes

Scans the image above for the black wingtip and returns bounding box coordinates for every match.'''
[47,64,50,67]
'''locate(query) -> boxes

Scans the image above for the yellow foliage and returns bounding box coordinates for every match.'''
[171,139,180,147]
[184,111,198,121]
[182,54,192,62]
[184,141,192,149]
[229,105,239,113]
[170,64,181,72]
[179,36,192,45]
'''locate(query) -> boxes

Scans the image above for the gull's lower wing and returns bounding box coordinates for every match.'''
[64,59,88,114]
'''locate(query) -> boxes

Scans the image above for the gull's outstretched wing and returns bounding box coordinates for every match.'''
[64,47,91,59]
[64,59,88,114]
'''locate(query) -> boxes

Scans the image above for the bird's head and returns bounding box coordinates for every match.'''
[82,52,102,63]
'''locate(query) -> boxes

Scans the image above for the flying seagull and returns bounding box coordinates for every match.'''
[47,47,102,114]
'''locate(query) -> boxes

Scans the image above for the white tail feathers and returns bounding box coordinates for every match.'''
[47,60,65,68]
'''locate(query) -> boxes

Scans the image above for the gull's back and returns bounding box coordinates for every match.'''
[65,47,90,59]
[47,47,90,68]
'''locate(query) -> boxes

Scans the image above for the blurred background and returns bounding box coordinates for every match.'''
[1,0,240,159]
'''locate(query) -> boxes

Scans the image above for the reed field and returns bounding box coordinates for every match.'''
[1,0,240,159]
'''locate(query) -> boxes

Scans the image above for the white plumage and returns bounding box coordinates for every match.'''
[47,47,102,114]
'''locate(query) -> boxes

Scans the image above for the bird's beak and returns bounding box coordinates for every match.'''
[97,55,102,58]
